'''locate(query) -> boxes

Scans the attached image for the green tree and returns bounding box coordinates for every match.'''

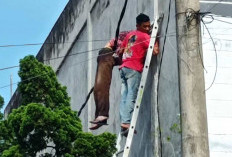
[0,95,4,120]
[18,55,70,109]
[0,56,116,157]
[0,95,10,156]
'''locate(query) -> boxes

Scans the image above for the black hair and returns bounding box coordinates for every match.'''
[136,13,150,25]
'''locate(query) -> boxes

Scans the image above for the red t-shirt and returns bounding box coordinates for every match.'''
[120,30,150,72]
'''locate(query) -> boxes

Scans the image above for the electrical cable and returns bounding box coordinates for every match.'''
[0,12,227,118]
[0,17,228,50]
[0,48,102,71]
[112,0,128,51]
[201,16,218,91]
[207,0,224,12]
[208,98,232,101]
[211,150,232,153]
[0,48,103,71]
[43,48,102,62]
[0,32,159,90]
[78,0,128,117]
[175,9,219,91]
[0,39,111,48]
[203,37,232,42]
[213,18,232,25]
[77,87,94,117]
[0,33,179,72]
[0,65,20,71]
[0,33,178,50]
[156,0,173,156]
[0,51,113,90]
[177,9,209,72]
[204,49,232,52]
[0,28,222,90]
[201,14,232,26]
[1,2,230,151]
[0,0,177,50]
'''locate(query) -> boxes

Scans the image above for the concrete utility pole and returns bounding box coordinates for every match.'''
[175,0,210,157]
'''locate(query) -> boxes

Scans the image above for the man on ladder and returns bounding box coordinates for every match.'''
[114,13,160,157]
[118,13,159,133]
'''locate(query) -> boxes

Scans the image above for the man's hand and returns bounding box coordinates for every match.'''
[153,41,159,55]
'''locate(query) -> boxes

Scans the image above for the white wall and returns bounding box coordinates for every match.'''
[202,16,232,157]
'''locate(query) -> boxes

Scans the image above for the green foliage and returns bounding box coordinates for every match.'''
[0,55,116,156]
[0,95,3,110]
[0,120,12,156]
[0,95,4,120]
[2,145,23,157]
[165,123,181,143]
[72,132,117,157]
[170,123,181,134]
[18,55,70,109]
[5,103,82,156]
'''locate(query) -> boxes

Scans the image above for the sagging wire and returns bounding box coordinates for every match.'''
[0,14,221,91]
[201,14,218,91]
[176,10,204,74]
[207,0,224,12]
[0,32,179,72]
[0,39,110,48]
[0,26,219,90]
[177,8,218,89]
[156,0,173,156]
[213,18,232,25]
[0,48,103,71]
[182,8,220,91]
[0,50,114,90]
[0,35,157,90]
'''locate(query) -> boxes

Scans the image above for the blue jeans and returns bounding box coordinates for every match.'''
[119,67,141,124]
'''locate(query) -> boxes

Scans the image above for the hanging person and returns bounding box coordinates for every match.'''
[89,31,131,130]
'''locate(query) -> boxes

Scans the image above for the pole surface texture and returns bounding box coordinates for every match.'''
[176,0,210,156]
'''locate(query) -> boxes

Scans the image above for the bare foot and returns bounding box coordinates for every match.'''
[121,123,130,129]
[90,116,108,124]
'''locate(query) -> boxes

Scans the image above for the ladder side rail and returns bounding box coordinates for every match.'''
[122,17,159,157]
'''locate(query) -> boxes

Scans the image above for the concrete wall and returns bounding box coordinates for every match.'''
[5,0,182,156]
[4,90,21,118]
[200,0,232,17]
[156,0,181,156]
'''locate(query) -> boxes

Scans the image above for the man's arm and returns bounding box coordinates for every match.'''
[104,31,131,50]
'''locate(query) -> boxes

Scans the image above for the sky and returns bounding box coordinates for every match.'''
[0,0,69,112]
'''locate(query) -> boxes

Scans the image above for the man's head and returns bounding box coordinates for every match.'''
[136,13,150,34]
